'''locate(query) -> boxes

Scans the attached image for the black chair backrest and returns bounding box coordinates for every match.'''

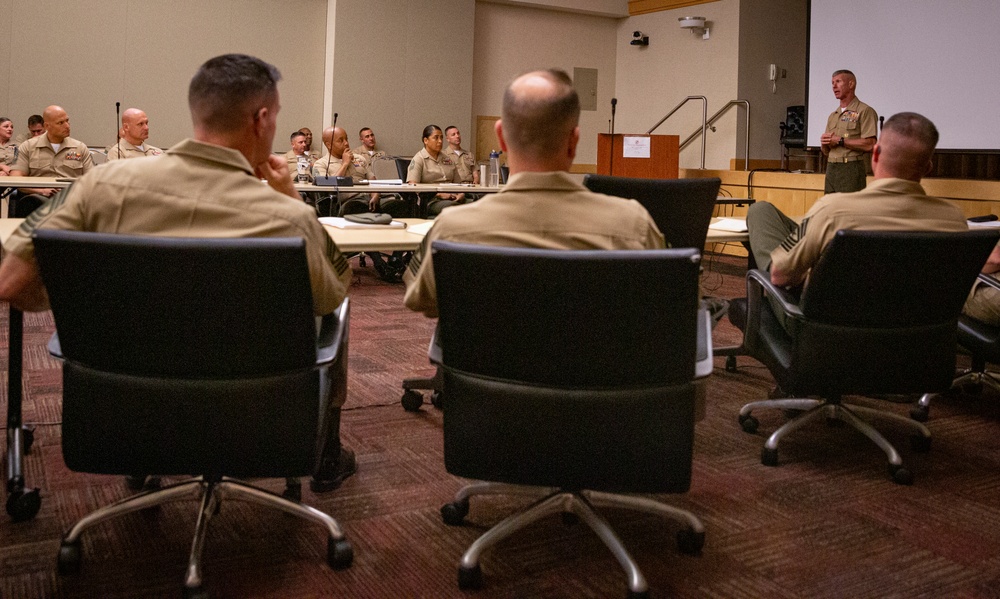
[583,175,721,249]
[433,241,701,387]
[33,230,322,477]
[394,157,411,180]
[801,229,1000,328]
[432,241,703,492]
[33,230,317,377]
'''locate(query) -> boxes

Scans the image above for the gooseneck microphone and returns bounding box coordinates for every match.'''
[609,98,618,176]
[325,112,338,176]
[115,102,121,158]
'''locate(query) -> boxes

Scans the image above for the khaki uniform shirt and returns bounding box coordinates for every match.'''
[406,148,461,184]
[354,148,387,180]
[442,146,476,183]
[313,153,368,203]
[770,178,967,287]
[4,138,351,315]
[284,149,315,183]
[13,132,33,146]
[403,170,665,317]
[106,140,164,161]
[1,141,16,167]
[13,134,93,178]
[825,97,878,162]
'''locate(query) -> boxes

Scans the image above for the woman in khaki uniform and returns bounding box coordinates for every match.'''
[406,124,465,217]
[0,118,16,175]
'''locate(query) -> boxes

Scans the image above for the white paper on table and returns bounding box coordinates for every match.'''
[406,221,435,236]
[622,136,651,158]
[708,218,748,232]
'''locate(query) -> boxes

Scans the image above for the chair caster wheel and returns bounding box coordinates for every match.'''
[627,589,651,599]
[57,538,82,574]
[890,464,913,485]
[328,538,354,570]
[725,355,738,373]
[401,390,424,412]
[761,446,778,467]
[738,414,758,433]
[458,563,482,590]
[183,585,209,599]
[910,405,929,422]
[441,499,469,526]
[6,487,41,522]
[430,391,444,410]
[676,527,705,555]
[910,435,932,453]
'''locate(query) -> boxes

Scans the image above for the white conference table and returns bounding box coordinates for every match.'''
[0,176,74,189]
[295,182,502,195]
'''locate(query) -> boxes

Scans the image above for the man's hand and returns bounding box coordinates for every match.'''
[256,154,300,200]
[0,164,10,176]
[20,187,58,197]
[341,146,352,162]
[368,193,379,211]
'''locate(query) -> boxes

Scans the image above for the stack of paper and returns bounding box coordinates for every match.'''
[709,218,748,232]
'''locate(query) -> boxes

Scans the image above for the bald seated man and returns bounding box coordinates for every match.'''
[10,105,93,216]
[403,68,664,316]
[0,54,356,492]
[313,126,373,215]
[107,108,163,160]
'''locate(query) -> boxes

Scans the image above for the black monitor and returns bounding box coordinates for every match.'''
[583,175,721,249]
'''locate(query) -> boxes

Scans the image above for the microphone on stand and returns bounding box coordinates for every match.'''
[325,112,338,176]
[114,102,121,159]
[609,98,618,176]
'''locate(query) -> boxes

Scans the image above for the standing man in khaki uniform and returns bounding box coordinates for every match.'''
[820,69,878,193]
[442,125,478,185]
[107,108,163,160]
[403,69,664,317]
[10,105,94,216]
[0,54,358,493]
[746,112,965,290]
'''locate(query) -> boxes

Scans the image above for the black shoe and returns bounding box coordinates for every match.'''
[310,446,357,493]
[124,475,161,491]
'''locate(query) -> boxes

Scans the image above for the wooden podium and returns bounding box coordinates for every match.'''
[597,134,679,179]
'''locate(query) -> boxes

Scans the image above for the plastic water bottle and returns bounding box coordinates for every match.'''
[297,155,310,182]
[489,150,501,187]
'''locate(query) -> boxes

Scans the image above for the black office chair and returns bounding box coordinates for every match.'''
[912,273,1000,421]
[33,230,353,598]
[737,229,1000,484]
[432,241,708,599]
[779,105,806,170]
[582,175,721,251]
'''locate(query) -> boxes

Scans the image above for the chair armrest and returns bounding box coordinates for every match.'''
[744,269,802,354]
[746,269,803,319]
[316,298,350,366]
[695,305,713,379]
[47,332,63,360]
[977,273,1000,292]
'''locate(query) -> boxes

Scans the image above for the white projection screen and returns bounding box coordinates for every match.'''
[808,0,999,150]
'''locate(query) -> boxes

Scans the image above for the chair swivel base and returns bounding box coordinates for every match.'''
[441,481,704,598]
[56,476,352,594]
[401,367,443,411]
[738,396,932,485]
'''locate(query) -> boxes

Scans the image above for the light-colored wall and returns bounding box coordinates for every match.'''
[736,0,807,162]
[330,0,475,158]
[481,0,629,17]
[472,2,620,166]
[614,0,741,170]
[0,0,328,153]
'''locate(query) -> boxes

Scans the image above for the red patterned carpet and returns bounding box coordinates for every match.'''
[2,253,1000,599]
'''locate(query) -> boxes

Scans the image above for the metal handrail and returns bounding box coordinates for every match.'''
[646,96,708,169]
[680,100,751,171]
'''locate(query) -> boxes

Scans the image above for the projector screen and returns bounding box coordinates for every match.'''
[808,0,999,150]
